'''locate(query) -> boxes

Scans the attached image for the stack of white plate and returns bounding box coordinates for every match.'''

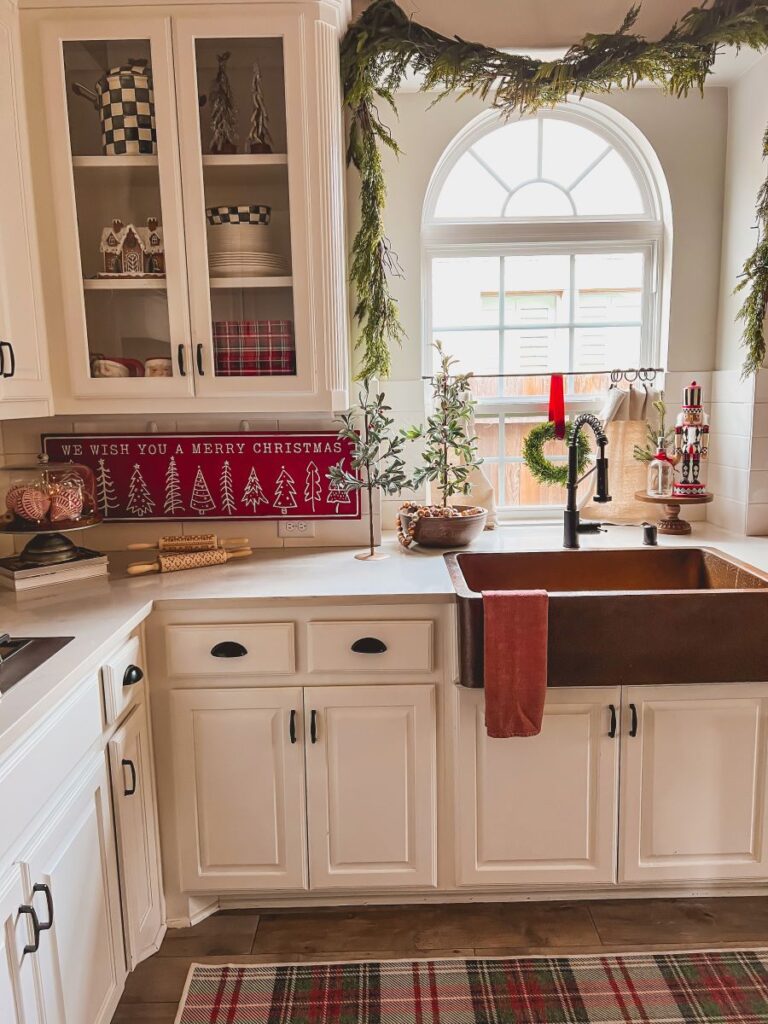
[208,252,290,278]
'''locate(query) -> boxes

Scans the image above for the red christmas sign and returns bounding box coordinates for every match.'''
[42,433,360,523]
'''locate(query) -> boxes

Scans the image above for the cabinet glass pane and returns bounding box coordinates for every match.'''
[63,40,177,382]
[195,38,295,378]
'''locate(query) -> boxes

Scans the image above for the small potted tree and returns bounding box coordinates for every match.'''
[328,381,409,560]
[398,341,487,548]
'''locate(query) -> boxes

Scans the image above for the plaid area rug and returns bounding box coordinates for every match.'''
[175,950,768,1023]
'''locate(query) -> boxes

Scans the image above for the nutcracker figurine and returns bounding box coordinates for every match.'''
[672,380,710,497]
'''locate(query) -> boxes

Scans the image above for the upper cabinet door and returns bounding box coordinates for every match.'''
[173,9,343,405]
[620,683,768,884]
[39,12,193,399]
[0,0,50,416]
[304,684,437,890]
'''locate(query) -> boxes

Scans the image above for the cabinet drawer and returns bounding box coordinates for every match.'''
[165,623,295,678]
[307,620,434,674]
[102,635,145,726]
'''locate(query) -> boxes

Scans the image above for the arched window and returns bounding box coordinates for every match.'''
[423,101,670,511]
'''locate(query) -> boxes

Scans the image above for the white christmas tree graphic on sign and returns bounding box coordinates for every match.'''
[163,456,185,516]
[304,461,321,512]
[273,466,297,515]
[96,457,119,517]
[190,466,216,516]
[327,460,352,513]
[241,466,268,511]
[126,463,155,518]
[220,460,236,515]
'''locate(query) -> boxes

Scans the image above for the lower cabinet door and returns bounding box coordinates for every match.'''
[620,683,768,883]
[0,863,40,1024]
[108,701,164,968]
[171,687,307,892]
[304,684,436,890]
[456,686,620,887]
[18,754,125,1024]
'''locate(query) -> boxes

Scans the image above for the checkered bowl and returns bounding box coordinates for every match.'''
[205,206,272,226]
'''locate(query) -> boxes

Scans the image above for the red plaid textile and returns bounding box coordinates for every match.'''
[212,320,296,376]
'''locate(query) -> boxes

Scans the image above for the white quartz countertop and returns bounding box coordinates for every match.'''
[4,520,768,752]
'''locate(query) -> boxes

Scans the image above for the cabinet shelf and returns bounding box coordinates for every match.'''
[72,155,160,169]
[202,153,287,167]
[83,278,167,291]
[209,276,292,289]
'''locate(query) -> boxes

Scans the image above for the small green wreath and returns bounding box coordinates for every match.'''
[522,421,591,488]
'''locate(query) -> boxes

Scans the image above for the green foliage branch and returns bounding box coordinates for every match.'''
[341,0,768,380]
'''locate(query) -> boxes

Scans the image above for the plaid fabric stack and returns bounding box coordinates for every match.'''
[212,320,295,376]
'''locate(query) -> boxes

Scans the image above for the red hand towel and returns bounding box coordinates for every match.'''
[482,590,548,738]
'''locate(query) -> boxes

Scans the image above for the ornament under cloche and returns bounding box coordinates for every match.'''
[673,380,710,497]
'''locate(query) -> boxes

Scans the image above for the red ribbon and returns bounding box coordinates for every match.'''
[548,373,565,440]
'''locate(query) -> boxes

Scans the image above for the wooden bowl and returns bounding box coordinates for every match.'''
[398,504,488,549]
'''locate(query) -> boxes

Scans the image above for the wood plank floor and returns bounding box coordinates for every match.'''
[111,896,768,1023]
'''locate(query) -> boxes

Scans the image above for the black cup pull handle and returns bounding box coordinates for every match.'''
[177,343,186,376]
[2,342,15,378]
[0,342,5,378]
[608,704,617,738]
[351,637,388,655]
[310,709,318,744]
[629,703,639,737]
[289,709,297,744]
[196,343,205,376]
[122,758,137,796]
[19,904,41,955]
[210,640,248,659]
[32,883,53,931]
[123,664,144,687]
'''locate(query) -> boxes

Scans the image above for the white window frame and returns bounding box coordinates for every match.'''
[421,100,671,518]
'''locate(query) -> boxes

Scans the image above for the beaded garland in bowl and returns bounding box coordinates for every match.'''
[397,503,487,549]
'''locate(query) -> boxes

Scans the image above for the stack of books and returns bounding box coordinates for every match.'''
[0,551,108,591]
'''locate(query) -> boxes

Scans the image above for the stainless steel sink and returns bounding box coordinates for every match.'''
[0,635,73,695]
[445,547,768,688]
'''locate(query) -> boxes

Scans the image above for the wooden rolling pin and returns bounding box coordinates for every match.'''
[127,547,252,576]
[127,534,249,553]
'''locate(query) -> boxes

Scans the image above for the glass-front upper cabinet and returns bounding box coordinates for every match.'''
[173,14,310,398]
[41,15,192,398]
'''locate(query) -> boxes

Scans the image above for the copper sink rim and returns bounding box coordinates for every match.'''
[443,545,768,599]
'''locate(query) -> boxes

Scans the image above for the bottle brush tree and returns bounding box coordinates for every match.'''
[208,51,238,154]
[328,381,408,559]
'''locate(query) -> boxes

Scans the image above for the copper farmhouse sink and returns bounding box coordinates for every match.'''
[445,547,768,688]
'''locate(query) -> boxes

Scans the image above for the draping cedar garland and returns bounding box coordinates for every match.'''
[341,0,768,381]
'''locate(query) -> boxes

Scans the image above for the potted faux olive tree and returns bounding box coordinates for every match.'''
[328,381,409,560]
[398,341,487,548]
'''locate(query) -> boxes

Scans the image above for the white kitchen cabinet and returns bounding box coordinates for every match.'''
[0,863,39,1024]
[305,685,437,890]
[620,683,768,884]
[0,0,50,418]
[171,687,308,892]
[18,753,125,1024]
[456,686,620,887]
[108,701,164,969]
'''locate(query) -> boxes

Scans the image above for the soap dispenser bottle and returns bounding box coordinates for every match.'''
[647,436,674,498]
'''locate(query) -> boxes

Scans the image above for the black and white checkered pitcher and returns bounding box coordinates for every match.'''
[72,59,157,156]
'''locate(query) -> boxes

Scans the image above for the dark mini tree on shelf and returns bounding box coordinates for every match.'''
[328,382,408,560]
[208,51,238,155]
[247,59,273,154]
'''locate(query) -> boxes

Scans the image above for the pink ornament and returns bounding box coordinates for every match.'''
[49,485,84,522]
[16,488,51,522]
[5,486,25,514]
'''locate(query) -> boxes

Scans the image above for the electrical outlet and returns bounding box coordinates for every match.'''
[278,520,316,538]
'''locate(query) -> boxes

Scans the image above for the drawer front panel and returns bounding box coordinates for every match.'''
[307,621,434,674]
[101,635,145,725]
[166,623,295,678]
[0,676,102,860]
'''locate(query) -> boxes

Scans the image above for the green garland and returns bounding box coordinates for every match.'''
[735,123,768,377]
[522,421,591,488]
[341,0,768,380]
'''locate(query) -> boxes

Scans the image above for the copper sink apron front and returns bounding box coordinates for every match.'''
[446,547,768,688]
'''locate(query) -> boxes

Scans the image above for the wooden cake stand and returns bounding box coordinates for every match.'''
[634,490,713,535]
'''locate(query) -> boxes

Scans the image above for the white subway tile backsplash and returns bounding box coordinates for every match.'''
[747,503,768,536]
[707,463,750,503]
[710,401,755,437]
[710,369,755,404]
[752,403,768,437]
[751,436,768,470]
[753,369,768,403]
[749,470,768,504]
[707,495,747,533]
[708,432,752,469]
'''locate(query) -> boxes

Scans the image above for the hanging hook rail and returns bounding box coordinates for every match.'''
[420,367,663,381]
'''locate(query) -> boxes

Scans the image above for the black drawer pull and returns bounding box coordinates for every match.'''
[122,664,144,687]
[289,709,297,744]
[1,341,15,378]
[310,709,318,744]
[210,640,248,659]
[122,758,137,796]
[33,883,53,931]
[351,637,388,655]
[196,343,205,376]
[608,704,617,738]
[629,703,639,737]
[19,904,41,955]
[177,343,186,376]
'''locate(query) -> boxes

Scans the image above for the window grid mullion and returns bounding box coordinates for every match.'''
[498,255,506,505]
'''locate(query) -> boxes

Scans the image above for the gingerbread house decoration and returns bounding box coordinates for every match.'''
[100,217,164,277]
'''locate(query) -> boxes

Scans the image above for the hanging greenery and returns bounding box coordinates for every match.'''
[341,0,768,381]
[735,123,768,377]
[522,422,591,488]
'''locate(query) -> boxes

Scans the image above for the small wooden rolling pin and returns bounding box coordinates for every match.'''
[127,533,249,553]
[127,547,252,576]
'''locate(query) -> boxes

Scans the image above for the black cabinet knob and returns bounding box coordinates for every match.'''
[351,637,388,655]
[122,664,144,687]
[211,640,248,658]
